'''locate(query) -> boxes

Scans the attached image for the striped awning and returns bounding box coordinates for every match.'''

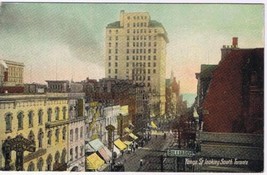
[129,133,138,140]
[86,153,105,170]
[114,139,127,151]
[98,147,111,163]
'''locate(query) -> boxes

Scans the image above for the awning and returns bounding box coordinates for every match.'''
[114,139,127,151]
[123,140,133,146]
[85,143,95,153]
[103,146,112,158]
[151,121,158,129]
[98,147,111,163]
[113,145,121,157]
[129,133,138,140]
[124,127,132,133]
[89,138,105,151]
[86,153,105,170]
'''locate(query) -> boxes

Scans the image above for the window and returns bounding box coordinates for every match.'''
[70,129,73,142]
[38,110,43,125]
[127,36,129,40]
[154,62,157,67]
[109,30,111,34]
[148,63,151,67]
[80,127,83,138]
[17,112,23,130]
[109,56,111,60]
[154,42,157,47]
[46,155,52,171]
[47,108,52,122]
[28,111,33,128]
[109,49,111,54]
[75,128,78,141]
[116,36,118,40]
[115,69,118,74]
[37,158,43,171]
[148,49,151,53]
[55,128,59,142]
[115,62,118,67]
[55,107,59,120]
[28,130,35,145]
[116,30,118,34]
[109,43,111,47]
[153,69,156,73]
[47,130,52,145]
[5,113,12,132]
[55,151,60,163]
[126,56,129,60]
[148,69,151,74]
[115,49,118,54]
[115,56,118,60]
[80,146,84,156]
[70,149,73,161]
[108,62,111,67]
[108,69,111,74]
[61,149,66,164]
[75,146,78,159]
[154,49,157,53]
[126,62,129,67]
[38,129,43,148]
[62,127,66,140]
[27,162,35,171]
[62,107,67,120]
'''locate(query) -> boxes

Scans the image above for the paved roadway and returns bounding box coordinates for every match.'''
[112,132,173,172]
[104,130,175,172]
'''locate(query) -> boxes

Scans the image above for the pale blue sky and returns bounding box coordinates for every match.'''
[0,3,264,93]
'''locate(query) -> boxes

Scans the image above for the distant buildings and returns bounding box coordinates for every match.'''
[0,59,24,93]
[105,10,169,116]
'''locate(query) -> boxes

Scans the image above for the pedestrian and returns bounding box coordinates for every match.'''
[136,143,138,149]
[139,159,143,167]
[121,150,124,156]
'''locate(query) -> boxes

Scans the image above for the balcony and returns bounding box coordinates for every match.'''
[45,119,69,128]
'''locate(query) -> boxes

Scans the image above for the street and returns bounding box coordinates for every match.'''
[105,130,174,172]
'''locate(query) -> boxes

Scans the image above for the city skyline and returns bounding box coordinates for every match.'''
[0,3,264,93]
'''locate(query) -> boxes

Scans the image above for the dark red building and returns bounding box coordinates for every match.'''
[202,48,263,133]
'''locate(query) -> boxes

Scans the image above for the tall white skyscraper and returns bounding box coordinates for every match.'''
[105,10,168,116]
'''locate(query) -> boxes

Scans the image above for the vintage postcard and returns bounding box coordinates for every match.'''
[0,2,264,173]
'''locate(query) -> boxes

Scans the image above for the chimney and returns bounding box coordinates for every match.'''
[232,37,238,48]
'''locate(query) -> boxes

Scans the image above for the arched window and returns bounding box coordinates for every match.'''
[75,128,78,141]
[75,146,78,159]
[38,109,43,125]
[46,154,53,171]
[55,151,60,163]
[62,127,66,140]
[27,162,35,171]
[47,130,52,145]
[62,107,67,120]
[61,149,66,164]
[55,107,60,120]
[55,128,59,142]
[47,108,52,122]
[28,111,34,128]
[70,129,73,142]
[17,112,23,130]
[28,130,35,145]
[38,129,44,148]
[5,113,13,132]
[37,158,44,171]
[70,148,73,161]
